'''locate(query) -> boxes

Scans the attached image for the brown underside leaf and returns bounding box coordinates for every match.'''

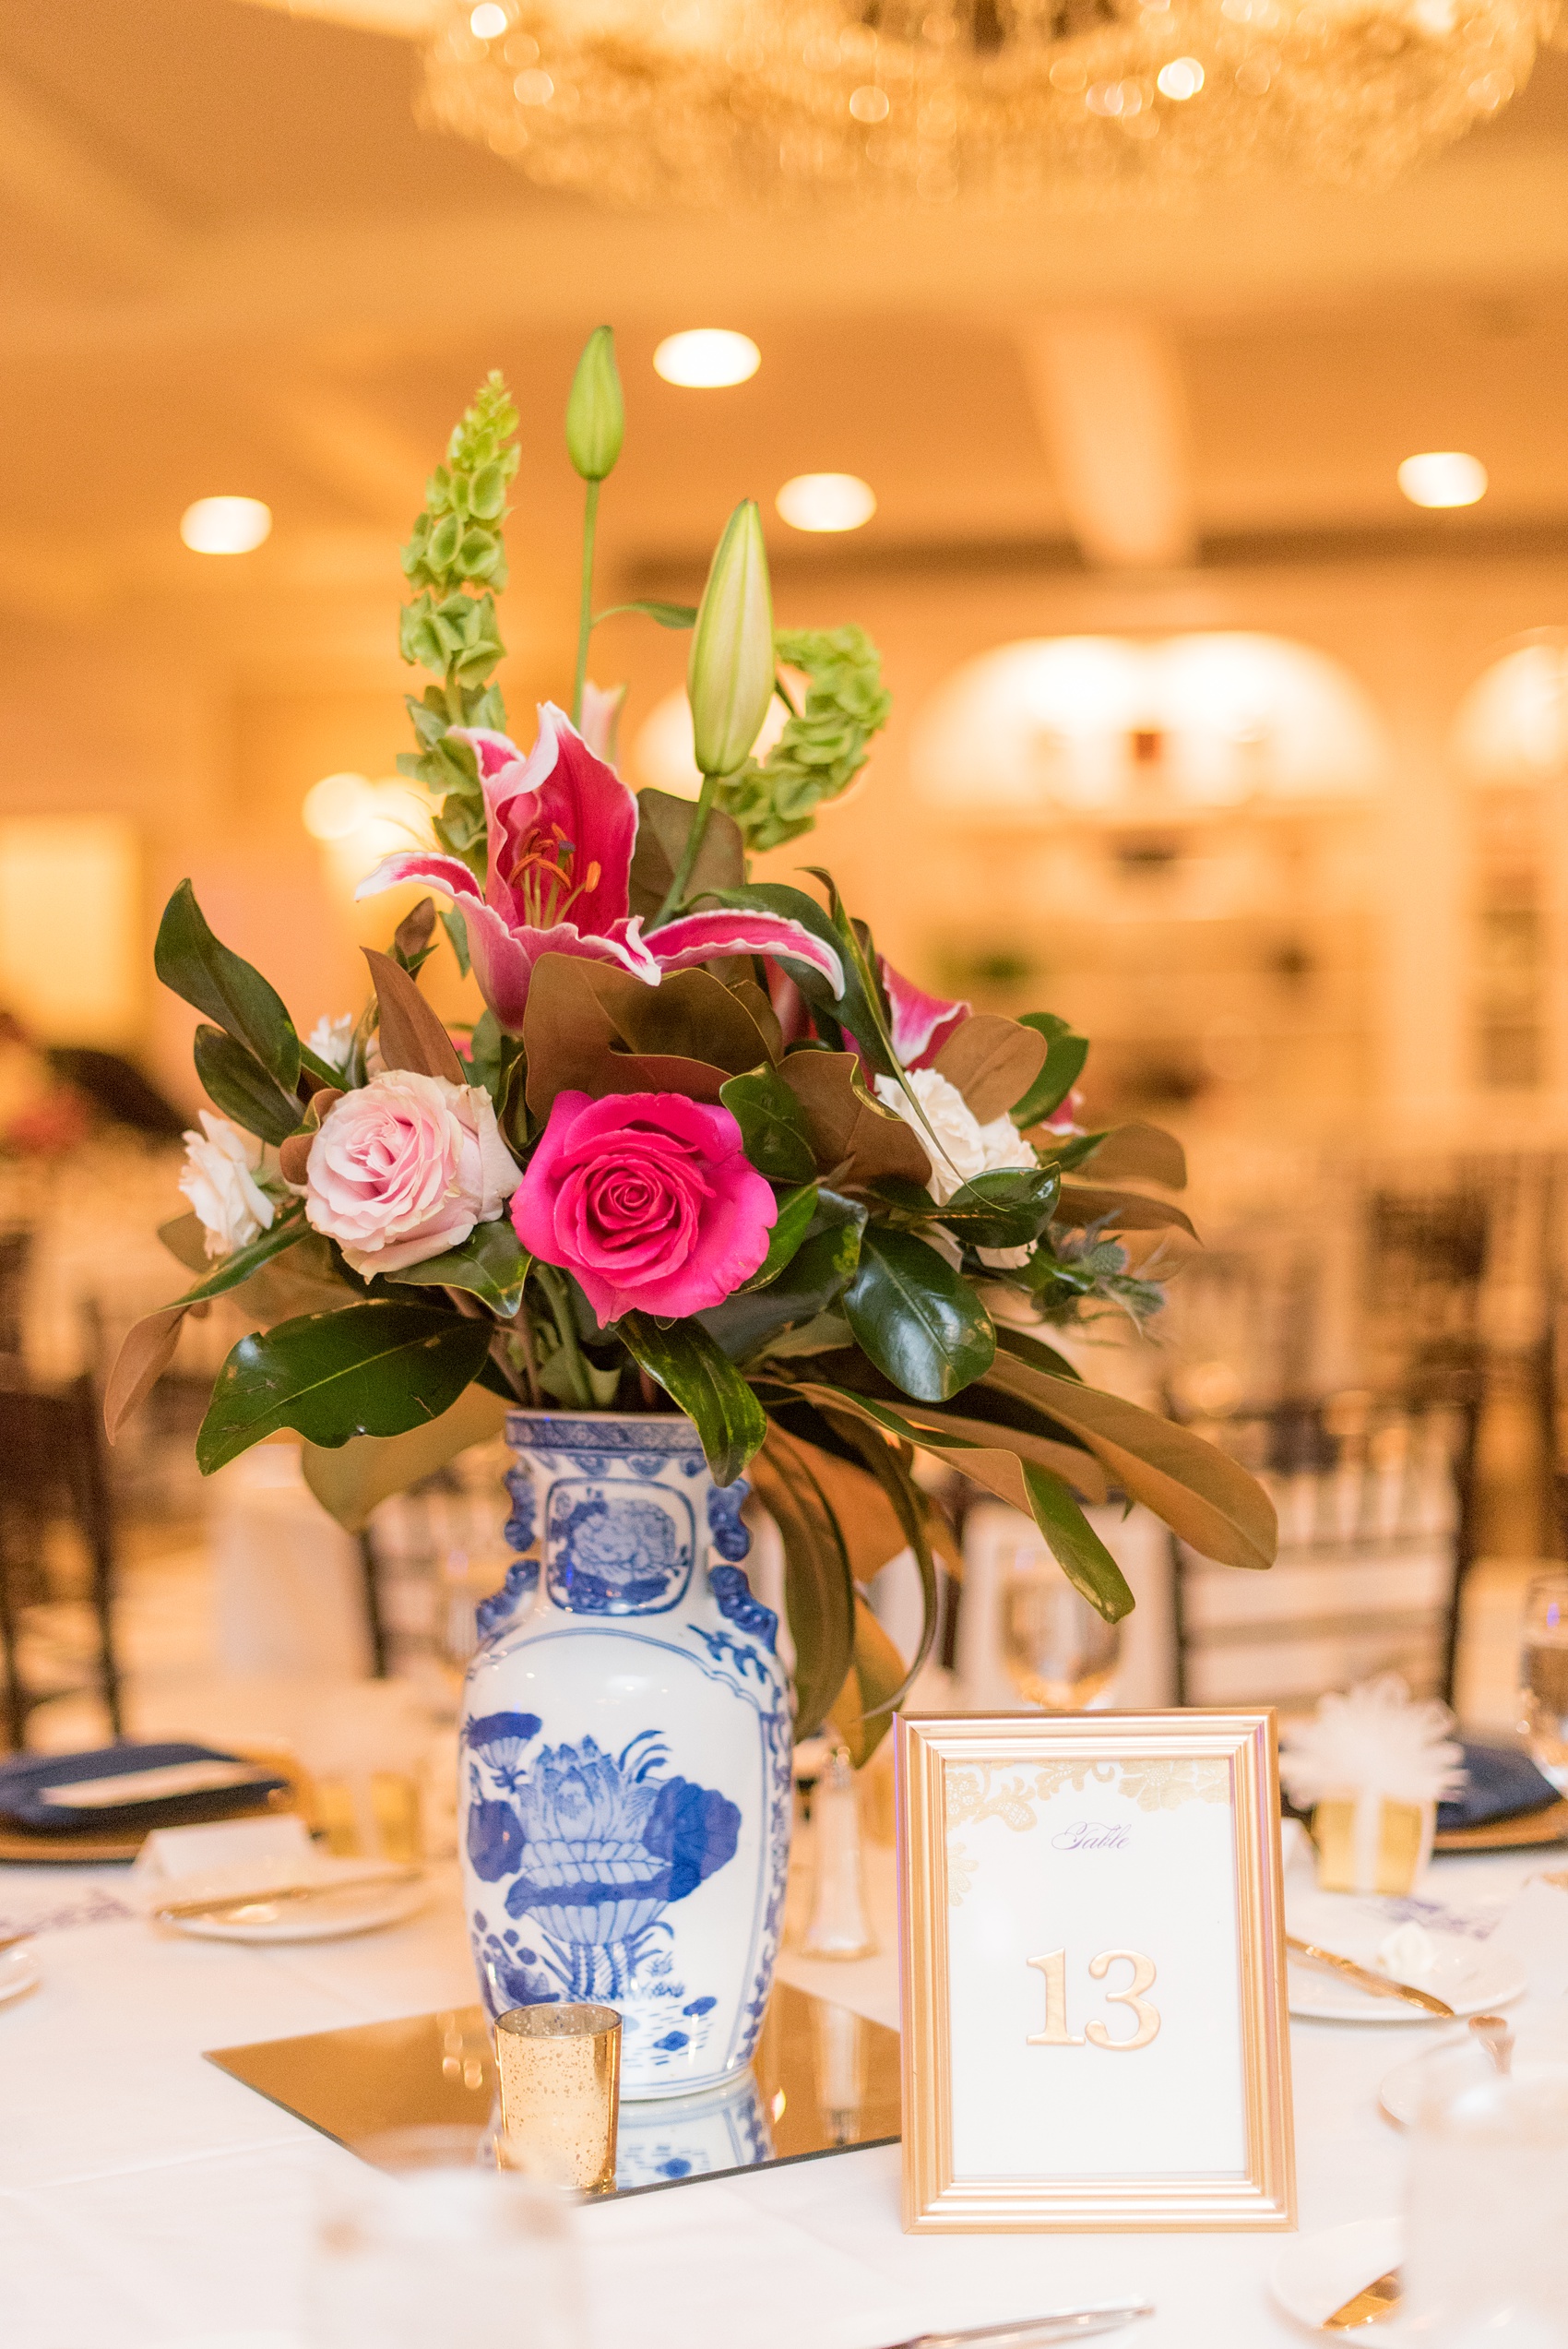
[522,954,754,1119]
[611,965,776,1073]
[364,948,465,1083]
[301,1381,511,1530]
[277,1086,344,1187]
[932,1012,1048,1124]
[1077,1121,1188,1191]
[981,1353,1277,1570]
[104,1305,189,1444]
[828,1598,909,1767]
[790,1380,1106,1517]
[626,786,745,922]
[780,1051,930,1188]
[725,979,784,1065]
[747,1427,857,1741]
[1054,1184,1199,1240]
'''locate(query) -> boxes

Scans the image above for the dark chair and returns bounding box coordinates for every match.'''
[0,1370,123,1750]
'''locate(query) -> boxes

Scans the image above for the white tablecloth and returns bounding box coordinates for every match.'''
[0,1839,1555,2349]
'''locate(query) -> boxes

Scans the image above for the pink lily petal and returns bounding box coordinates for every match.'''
[449,726,529,785]
[647,911,846,997]
[879,955,969,1067]
[456,702,636,936]
[579,681,627,766]
[355,850,483,904]
[463,908,659,1035]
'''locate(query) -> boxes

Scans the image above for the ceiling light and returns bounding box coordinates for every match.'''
[1397,451,1488,509]
[180,496,272,554]
[1157,57,1205,99]
[302,773,374,841]
[776,473,876,533]
[653,329,761,388]
[469,3,508,36]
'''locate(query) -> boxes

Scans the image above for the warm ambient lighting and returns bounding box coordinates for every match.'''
[180,496,272,554]
[303,773,374,841]
[776,473,876,533]
[1157,58,1205,100]
[653,329,761,388]
[1397,451,1488,509]
[469,3,508,35]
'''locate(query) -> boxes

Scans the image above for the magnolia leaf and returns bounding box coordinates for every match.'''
[627,786,744,923]
[196,1301,493,1473]
[981,1353,1277,1571]
[522,954,732,1120]
[747,1426,856,1741]
[933,1168,1061,1249]
[193,1026,303,1148]
[701,1190,864,1360]
[740,1181,818,1291]
[103,1305,188,1444]
[159,1211,211,1277]
[815,1405,940,1715]
[842,1227,995,1402]
[932,1013,1048,1124]
[611,966,773,1075]
[387,1221,530,1317]
[616,1314,766,1487]
[1054,1183,1198,1240]
[440,906,472,978]
[1081,1121,1189,1191]
[363,948,465,1083]
[779,1052,929,1188]
[724,979,784,1064]
[301,1380,511,1531]
[155,879,301,1091]
[1020,1463,1134,1623]
[790,1379,1109,1513]
[712,883,885,1057]
[720,1064,816,1184]
[393,896,438,968]
[1011,1012,1088,1129]
[992,1322,1084,1383]
[828,1598,909,1767]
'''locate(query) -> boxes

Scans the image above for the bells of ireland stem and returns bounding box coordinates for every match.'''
[564,326,624,483]
[688,499,775,781]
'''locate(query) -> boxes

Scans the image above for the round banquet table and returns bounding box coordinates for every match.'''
[0,1834,1556,2349]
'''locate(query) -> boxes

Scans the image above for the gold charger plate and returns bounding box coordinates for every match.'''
[1433,1798,1568,1853]
[207,1980,900,2199]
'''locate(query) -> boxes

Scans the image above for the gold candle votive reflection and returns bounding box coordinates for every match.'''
[494,2002,621,2193]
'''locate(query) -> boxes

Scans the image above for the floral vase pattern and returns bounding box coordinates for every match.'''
[460,1411,793,2100]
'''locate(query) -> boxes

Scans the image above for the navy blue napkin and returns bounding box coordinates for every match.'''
[1437,1740,1562,1832]
[0,1742,289,1837]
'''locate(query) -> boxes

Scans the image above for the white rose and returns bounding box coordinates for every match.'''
[873,1067,1041,1270]
[306,1013,356,1075]
[303,1068,520,1277]
[178,1112,275,1259]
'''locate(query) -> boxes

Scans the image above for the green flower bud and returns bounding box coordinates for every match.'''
[564,326,624,483]
[687,499,775,780]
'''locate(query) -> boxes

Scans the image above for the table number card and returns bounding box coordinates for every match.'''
[897,1711,1296,2232]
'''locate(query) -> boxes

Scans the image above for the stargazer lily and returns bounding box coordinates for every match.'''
[357,703,844,1032]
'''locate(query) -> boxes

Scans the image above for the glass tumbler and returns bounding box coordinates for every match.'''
[1405,2052,1568,2346]
[304,2126,583,2349]
[1003,1555,1121,1711]
[1519,1569,1568,1787]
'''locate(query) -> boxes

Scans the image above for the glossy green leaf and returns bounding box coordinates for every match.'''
[992,1322,1084,1384]
[711,882,885,1057]
[171,1206,312,1307]
[155,880,300,1091]
[932,1167,1062,1250]
[196,1301,493,1473]
[386,1221,530,1318]
[747,1427,857,1742]
[842,1227,995,1402]
[192,1025,303,1148]
[829,1598,908,1767]
[1011,1012,1088,1128]
[699,1189,864,1361]
[720,1064,816,1184]
[1019,1462,1135,1624]
[616,1313,767,1487]
[786,1377,1107,1507]
[439,906,472,979]
[814,1404,939,1718]
[301,1381,512,1531]
[741,1182,818,1291]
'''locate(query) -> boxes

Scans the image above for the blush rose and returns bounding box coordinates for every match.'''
[303,1068,521,1277]
[512,1090,777,1324]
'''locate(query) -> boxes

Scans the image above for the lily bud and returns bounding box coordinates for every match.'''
[564,326,624,483]
[688,499,775,779]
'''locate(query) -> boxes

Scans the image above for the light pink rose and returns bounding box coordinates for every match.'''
[303,1069,521,1278]
[512,1090,777,1324]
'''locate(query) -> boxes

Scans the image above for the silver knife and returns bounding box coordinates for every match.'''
[886,2304,1153,2348]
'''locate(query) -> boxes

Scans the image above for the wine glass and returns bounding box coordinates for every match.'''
[1002,1544,1121,1711]
[1519,1570,1568,1789]
[1405,2050,1568,2344]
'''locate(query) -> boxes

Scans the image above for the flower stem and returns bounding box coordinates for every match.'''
[513,1291,543,1408]
[535,1263,594,1409]
[571,478,600,729]
[651,768,718,927]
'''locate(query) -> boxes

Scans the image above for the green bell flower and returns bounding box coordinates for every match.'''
[688,499,775,780]
[564,326,624,483]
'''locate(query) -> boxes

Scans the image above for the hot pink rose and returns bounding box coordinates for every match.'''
[304,1069,521,1278]
[512,1091,777,1324]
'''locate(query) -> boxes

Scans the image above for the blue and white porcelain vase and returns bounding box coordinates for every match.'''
[459,1411,794,2101]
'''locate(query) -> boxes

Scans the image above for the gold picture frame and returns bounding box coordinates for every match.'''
[897,1710,1296,2233]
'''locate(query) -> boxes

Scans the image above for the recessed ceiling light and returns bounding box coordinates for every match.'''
[653,329,761,388]
[1397,451,1488,509]
[469,4,509,37]
[180,495,272,554]
[776,473,877,532]
[302,773,374,842]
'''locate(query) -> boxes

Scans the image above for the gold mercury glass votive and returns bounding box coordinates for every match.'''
[493,2002,622,2193]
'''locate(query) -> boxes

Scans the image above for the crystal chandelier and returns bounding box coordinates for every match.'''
[422,0,1566,205]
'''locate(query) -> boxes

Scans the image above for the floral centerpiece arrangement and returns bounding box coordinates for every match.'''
[110,338,1275,2088]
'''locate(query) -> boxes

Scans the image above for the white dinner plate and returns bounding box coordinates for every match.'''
[1289,1940,1526,2024]
[1380,2037,1568,2128]
[1270,2214,1403,2333]
[161,1865,429,1945]
[0,1944,41,2006]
